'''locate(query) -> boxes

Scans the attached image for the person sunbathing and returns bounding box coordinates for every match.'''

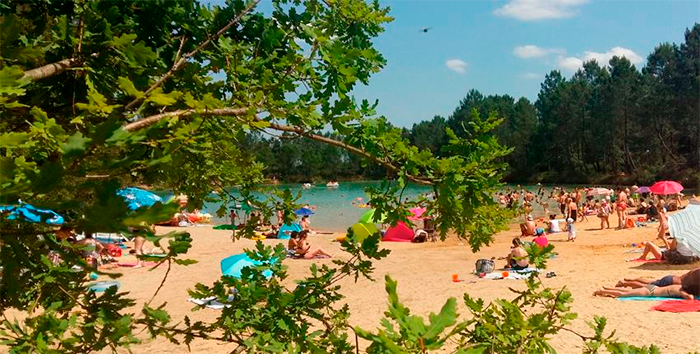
[505,238,529,270]
[593,284,694,300]
[294,230,332,259]
[616,275,680,289]
[636,237,700,264]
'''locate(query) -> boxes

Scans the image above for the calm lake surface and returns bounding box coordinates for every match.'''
[197,181,557,232]
[193,181,693,232]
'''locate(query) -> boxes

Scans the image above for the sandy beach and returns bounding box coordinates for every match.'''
[110,213,700,353]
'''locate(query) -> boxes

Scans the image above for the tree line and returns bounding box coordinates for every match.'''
[243,24,700,188]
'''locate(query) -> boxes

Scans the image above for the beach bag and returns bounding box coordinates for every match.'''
[475,258,495,274]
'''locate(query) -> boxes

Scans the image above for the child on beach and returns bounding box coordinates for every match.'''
[566,218,576,242]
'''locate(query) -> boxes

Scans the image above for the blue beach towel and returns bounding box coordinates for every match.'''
[617,296,683,301]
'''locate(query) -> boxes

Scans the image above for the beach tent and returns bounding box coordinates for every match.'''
[0,204,64,225]
[116,187,163,210]
[350,222,379,243]
[220,253,273,279]
[277,223,302,239]
[383,222,413,242]
[668,204,700,256]
[359,209,386,224]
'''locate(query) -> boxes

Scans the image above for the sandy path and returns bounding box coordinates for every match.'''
[108,214,700,353]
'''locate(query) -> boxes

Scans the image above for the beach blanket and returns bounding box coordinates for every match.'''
[650,299,700,312]
[618,296,683,302]
[188,296,234,310]
[482,268,540,280]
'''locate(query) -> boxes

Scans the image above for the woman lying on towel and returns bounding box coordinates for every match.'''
[593,284,694,300]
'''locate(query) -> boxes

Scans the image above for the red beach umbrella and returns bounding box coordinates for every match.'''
[649,181,684,195]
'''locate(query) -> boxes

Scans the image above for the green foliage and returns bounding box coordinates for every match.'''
[358,266,665,354]
[355,275,463,353]
[0,0,674,353]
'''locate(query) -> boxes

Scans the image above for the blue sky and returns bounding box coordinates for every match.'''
[347,0,699,127]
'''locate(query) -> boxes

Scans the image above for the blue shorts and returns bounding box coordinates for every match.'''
[651,275,675,287]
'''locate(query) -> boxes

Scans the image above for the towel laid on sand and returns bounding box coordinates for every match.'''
[188,296,235,310]
[650,300,700,312]
[617,296,683,302]
[482,268,540,280]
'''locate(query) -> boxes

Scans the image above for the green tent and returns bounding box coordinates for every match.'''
[358,209,386,224]
[350,222,379,243]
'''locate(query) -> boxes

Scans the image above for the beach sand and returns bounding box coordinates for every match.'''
[109,214,700,353]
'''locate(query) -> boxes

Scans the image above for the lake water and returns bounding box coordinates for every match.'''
[201,181,432,232]
[196,181,692,232]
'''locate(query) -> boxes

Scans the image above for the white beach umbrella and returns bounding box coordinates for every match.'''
[668,204,700,256]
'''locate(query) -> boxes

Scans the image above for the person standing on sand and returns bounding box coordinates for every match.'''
[558,192,567,218]
[566,218,576,241]
[574,188,582,205]
[616,189,628,229]
[566,198,578,222]
[597,200,611,229]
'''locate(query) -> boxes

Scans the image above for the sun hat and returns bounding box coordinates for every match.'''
[566,218,574,223]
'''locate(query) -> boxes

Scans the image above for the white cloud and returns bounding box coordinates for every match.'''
[557,46,644,72]
[445,59,468,74]
[495,0,589,21]
[519,72,541,79]
[557,56,584,72]
[513,45,564,59]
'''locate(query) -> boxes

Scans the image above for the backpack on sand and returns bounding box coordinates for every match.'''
[475,258,495,274]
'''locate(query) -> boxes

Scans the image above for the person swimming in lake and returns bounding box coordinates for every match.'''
[505,238,529,270]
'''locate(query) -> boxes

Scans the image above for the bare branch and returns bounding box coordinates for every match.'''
[123,107,250,132]
[262,119,434,185]
[124,0,262,111]
[123,105,432,184]
[22,58,78,81]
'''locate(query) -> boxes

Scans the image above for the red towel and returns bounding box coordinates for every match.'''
[650,299,700,312]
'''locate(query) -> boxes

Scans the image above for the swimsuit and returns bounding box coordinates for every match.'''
[569,210,577,222]
[651,275,675,287]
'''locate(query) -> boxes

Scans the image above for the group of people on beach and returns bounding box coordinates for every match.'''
[49,225,154,269]
[502,185,700,301]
